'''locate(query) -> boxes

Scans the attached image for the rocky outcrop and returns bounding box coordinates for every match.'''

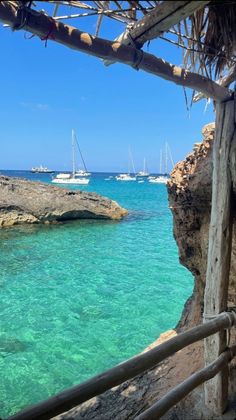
[0,176,127,226]
[168,121,236,323]
[168,122,215,326]
[168,122,236,417]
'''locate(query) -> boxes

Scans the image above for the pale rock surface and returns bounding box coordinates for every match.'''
[0,176,128,226]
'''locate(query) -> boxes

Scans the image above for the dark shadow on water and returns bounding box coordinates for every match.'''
[0,337,30,359]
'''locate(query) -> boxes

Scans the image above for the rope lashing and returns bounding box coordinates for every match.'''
[203,310,236,347]
[12,3,32,31]
[40,20,57,47]
[126,31,144,71]
[12,3,56,48]
[203,311,236,326]
[132,48,144,70]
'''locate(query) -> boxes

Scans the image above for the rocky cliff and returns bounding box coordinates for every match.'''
[167,122,215,328]
[168,122,236,326]
[168,122,236,418]
[0,176,127,226]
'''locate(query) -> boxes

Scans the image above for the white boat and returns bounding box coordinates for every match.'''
[75,169,91,177]
[149,175,169,184]
[116,148,136,181]
[52,177,89,185]
[54,173,71,179]
[31,165,54,173]
[116,173,136,181]
[148,143,173,184]
[137,158,149,177]
[52,130,90,185]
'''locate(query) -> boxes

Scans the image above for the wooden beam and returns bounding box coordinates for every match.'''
[136,346,236,420]
[8,313,235,420]
[203,97,235,414]
[193,66,236,103]
[106,1,209,49]
[0,1,232,102]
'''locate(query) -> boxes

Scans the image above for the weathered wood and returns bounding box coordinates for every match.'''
[229,94,236,194]
[8,312,235,420]
[126,1,209,47]
[136,345,236,420]
[104,1,209,65]
[193,66,236,103]
[203,98,235,413]
[0,1,232,102]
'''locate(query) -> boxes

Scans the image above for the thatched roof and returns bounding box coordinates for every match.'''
[13,1,235,79]
[186,2,236,77]
[1,1,236,100]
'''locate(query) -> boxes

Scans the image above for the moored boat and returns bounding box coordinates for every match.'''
[31,165,54,173]
[137,158,149,177]
[116,173,136,181]
[116,148,136,181]
[52,129,90,185]
[149,175,169,184]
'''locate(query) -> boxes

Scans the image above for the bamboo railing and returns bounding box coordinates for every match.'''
[8,311,236,420]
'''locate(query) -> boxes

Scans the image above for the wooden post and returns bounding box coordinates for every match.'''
[204,96,235,413]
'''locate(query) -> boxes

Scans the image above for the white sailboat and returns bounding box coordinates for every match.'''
[116,148,136,181]
[149,143,174,184]
[73,134,91,177]
[52,130,90,185]
[137,158,149,177]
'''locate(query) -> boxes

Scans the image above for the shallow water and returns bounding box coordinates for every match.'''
[0,171,193,417]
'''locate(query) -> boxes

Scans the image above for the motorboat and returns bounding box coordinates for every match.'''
[116,173,136,181]
[31,165,54,173]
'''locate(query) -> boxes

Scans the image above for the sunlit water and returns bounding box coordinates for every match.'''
[0,171,193,417]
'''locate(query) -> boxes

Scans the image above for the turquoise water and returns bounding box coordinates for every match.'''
[0,171,193,418]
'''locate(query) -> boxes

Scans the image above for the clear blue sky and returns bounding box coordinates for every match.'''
[0,6,214,173]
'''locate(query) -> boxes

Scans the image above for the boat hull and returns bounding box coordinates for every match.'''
[52,178,89,185]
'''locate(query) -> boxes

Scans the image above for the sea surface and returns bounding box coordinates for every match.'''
[0,170,193,418]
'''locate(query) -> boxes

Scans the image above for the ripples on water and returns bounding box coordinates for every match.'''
[0,171,193,417]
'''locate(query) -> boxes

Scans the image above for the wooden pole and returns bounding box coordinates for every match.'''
[0,1,232,102]
[117,1,209,47]
[8,313,235,420]
[136,346,236,420]
[104,1,209,65]
[203,96,235,413]
[193,66,236,103]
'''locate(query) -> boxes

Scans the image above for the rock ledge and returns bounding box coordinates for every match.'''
[0,176,128,226]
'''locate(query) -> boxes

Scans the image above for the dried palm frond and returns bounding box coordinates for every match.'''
[182,2,236,78]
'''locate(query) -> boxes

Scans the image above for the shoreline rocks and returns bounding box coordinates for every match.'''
[0,176,128,227]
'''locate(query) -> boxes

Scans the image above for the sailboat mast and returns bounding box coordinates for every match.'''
[74,131,88,172]
[165,142,168,174]
[160,149,162,174]
[167,142,175,169]
[129,147,136,175]
[72,129,76,175]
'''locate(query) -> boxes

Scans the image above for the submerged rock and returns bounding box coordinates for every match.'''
[0,176,128,227]
[0,337,28,357]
